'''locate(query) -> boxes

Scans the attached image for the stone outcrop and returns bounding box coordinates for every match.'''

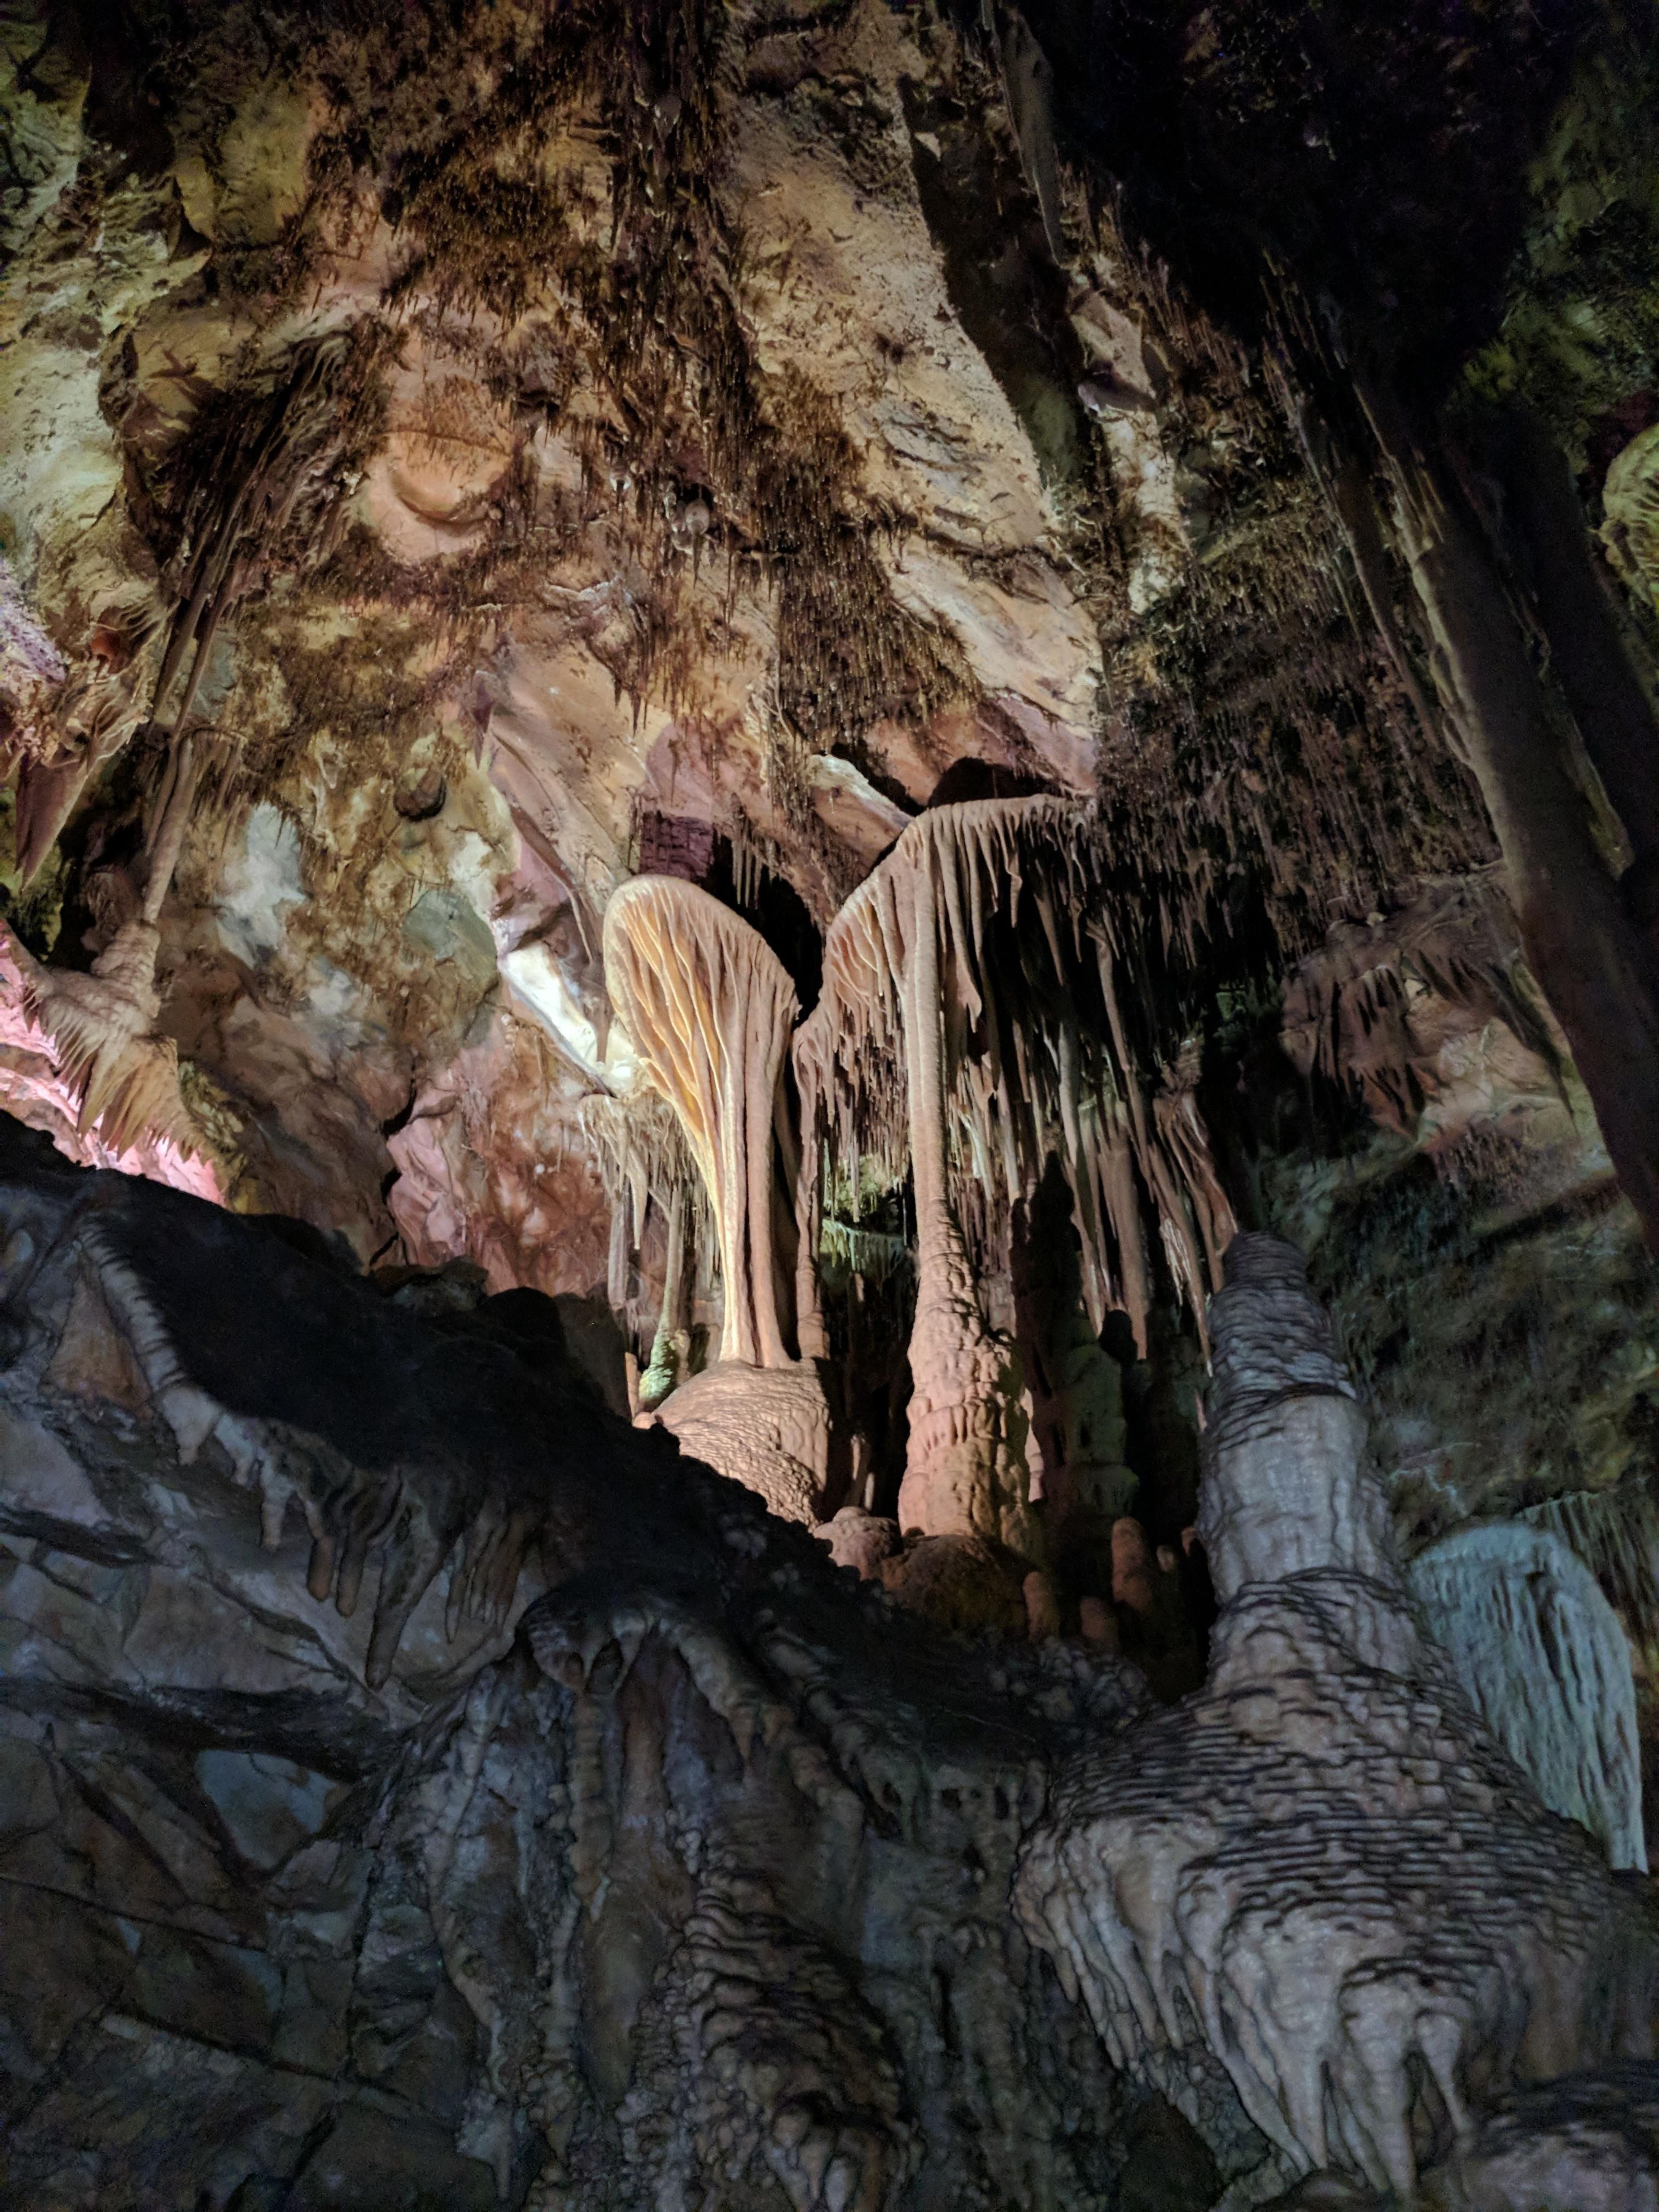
[3,1136,1653,2209]
[0,1118,1162,2210]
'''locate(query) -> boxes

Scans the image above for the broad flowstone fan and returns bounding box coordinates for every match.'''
[0,1134,1654,2208]
[602,874,832,1522]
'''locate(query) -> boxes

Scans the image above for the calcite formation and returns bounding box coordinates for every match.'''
[1410,1522,1648,1874]
[1015,1233,1657,2199]
[3,0,1659,2203]
[603,875,832,1518]
[604,876,800,1372]
[797,795,1234,1548]
[2,1140,1653,2211]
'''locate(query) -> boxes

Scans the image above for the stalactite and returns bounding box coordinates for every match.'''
[4,733,208,1161]
[578,1087,708,1395]
[146,329,390,740]
[602,876,801,1370]
[1360,382,1659,1244]
[1519,1475,1659,1667]
[1409,1523,1647,1872]
[1280,869,1565,1136]
[795,796,1235,1542]
[0,327,395,1183]
[11,657,150,888]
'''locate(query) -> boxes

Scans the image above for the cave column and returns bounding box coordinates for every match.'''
[895,842,1026,1543]
[1365,396,1659,1246]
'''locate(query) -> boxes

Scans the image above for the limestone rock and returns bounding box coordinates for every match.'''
[1016,1234,1659,2199]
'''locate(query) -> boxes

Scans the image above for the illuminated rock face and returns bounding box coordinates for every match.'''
[1016,1236,1658,2200]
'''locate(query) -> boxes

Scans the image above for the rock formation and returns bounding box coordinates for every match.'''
[3,1136,1654,2209]
[3,0,1659,2201]
[6,731,206,1164]
[604,876,801,1373]
[796,795,1234,1554]
[1016,1234,1658,2199]
[1410,1522,1648,1875]
[604,874,830,1519]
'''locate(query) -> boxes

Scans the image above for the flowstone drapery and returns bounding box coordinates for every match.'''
[795,796,1234,1548]
[603,877,799,1372]
[1015,1233,1658,2199]
[602,876,830,1519]
[1409,1522,1648,1873]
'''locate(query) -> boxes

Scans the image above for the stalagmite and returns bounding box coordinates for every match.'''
[795,796,1235,1548]
[1409,1522,1647,1872]
[1015,1233,1657,2199]
[602,876,830,1519]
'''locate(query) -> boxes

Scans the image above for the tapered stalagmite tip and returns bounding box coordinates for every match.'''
[1219,1231,1309,1288]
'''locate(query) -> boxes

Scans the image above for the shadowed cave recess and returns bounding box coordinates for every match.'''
[4,0,1659,2205]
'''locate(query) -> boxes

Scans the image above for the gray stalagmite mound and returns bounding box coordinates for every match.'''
[1015,1233,1659,2200]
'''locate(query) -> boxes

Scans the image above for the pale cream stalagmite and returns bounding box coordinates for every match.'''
[601,876,829,1519]
[795,796,1236,1547]
[1015,1233,1657,2199]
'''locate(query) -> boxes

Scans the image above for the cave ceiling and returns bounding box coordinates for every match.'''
[0,0,1475,1242]
[0,0,1655,1533]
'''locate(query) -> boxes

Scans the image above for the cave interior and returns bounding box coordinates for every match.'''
[3,1,1659,2206]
